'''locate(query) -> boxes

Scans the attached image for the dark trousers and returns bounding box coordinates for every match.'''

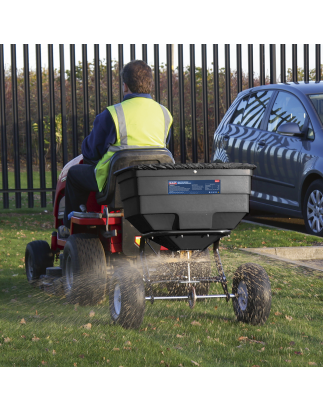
[63,164,99,228]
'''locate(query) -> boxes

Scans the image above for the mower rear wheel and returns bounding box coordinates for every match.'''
[109,267,145,329]
[62,234,107,305]
[25,241,54,283]
[232,263,271,325]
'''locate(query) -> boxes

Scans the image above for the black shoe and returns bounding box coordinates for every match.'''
[58,225,70,239]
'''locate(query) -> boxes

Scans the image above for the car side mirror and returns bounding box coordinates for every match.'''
[277,123,303,136]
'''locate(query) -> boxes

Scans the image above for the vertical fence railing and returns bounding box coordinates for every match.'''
[60,44,68,166]
[292,44,298,83]
[48,44,57,203]
[213,45,220,130]
[259,44,265,85]
[270,44,276,84]
[178,44,185,163]
[11,44,21,208]
[166,44,174,155]
[154,44,160,103]
[202,44,209,163]
[316,44,321,82]
[36,44,46,207]
[1,43,323,209]
[70,45,78,158]
[106,45,113,107]
[94,44,100,116]
[118,44,123,102]
[24,44,33,208]
[304,44,309,83]
[248,44,254,88]
[280,44,286,83]
[0,44,9,208]
[190,44,197,163]
[82,45,90,138]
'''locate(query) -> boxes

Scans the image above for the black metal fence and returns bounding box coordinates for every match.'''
[1,44,322,209]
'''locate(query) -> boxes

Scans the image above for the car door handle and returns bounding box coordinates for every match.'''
[258,140,266,147]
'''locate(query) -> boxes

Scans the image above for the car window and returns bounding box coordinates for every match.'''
[241,90,273,129]
[267,91,307,133]
[307,120,315,140]
[230,95,249,125]
[308,94,323,125]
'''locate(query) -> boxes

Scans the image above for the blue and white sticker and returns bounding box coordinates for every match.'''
[168,180,221,195]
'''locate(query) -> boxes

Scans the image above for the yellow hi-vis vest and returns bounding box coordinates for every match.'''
[94,97,173,192]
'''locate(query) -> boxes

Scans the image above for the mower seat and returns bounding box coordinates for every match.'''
[95,148,175,209]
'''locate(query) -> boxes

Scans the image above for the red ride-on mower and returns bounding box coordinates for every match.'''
[25,148,271,329]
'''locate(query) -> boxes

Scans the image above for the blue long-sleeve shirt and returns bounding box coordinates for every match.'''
[81,93,172,162]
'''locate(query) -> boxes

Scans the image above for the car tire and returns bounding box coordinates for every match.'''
[232,263,271,325]
[303,179,323,237]
[63,234,107,305]
[25,241,54,283]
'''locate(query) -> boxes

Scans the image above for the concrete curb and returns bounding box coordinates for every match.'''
[241,247,323,272]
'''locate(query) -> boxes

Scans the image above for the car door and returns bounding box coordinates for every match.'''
[252,90,308,210]
[217,90,274,164]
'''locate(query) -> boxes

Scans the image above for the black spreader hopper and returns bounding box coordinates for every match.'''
[115,162,256,250]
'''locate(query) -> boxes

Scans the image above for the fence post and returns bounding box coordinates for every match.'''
[36,44,46,207]
[190,44,197,163]
[24,44,33,208]
[259,44,265,85]
[202,44,209,163]
[270,44,276,84]
[178,44,186,163]
[316,44,321,82]
[248,44,254,88]
[166,44,174,156]
[11,44,21,208]
[48,44,57,204]
[0,44,9,208]
[280,44,286,83]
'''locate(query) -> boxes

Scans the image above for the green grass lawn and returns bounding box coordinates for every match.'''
[0,211,322,367]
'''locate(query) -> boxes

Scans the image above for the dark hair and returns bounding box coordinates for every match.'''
[121,60,153,94]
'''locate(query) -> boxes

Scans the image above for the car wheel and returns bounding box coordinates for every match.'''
[303,180,323,236]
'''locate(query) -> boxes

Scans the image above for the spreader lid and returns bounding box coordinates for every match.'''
[115,162,256,175]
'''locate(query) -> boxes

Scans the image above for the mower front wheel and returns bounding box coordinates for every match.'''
[109,267,145,329]
[25,241,54,283]
[62,234,107,305]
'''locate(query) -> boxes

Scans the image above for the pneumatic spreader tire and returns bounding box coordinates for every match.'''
[62,234,107,305]
[232,263,271,325]
[109,268,145,329]
[25,241,54,283]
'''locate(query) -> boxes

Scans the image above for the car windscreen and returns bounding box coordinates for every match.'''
[309,94,323,125]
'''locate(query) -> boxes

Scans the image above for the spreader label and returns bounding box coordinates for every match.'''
[168,180,221,195]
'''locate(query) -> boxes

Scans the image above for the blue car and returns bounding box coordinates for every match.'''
[212,81,323,236]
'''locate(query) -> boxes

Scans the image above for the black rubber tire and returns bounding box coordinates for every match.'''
[25,241,54,283]
[232,263,271,325]
[62,234,107,305]
[109,267,145,329]
[303,179,323,237]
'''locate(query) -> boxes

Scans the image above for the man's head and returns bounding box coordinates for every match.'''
[121,60,153,95]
